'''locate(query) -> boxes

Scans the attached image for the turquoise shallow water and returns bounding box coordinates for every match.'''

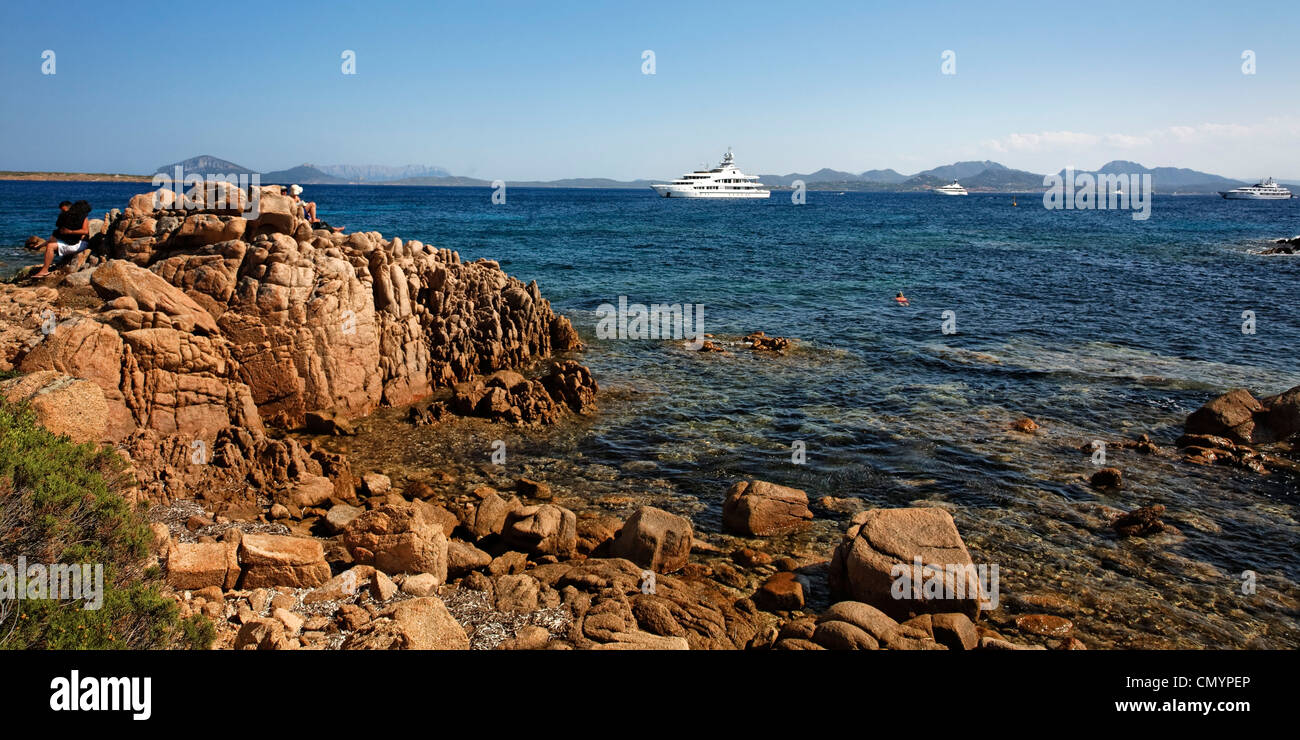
[3,182,1298,647]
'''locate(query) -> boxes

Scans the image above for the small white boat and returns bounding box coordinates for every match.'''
[934,180,968,196]
[651,150,770,198]
[1219,177,1293,200]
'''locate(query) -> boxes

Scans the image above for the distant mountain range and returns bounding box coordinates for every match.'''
[156,156,445,185]
[155,155,1252,193]
[315,164,452,182]
[155,155,256,177]
[753,160,1050,191]
[755,159,1250,193]
[1059,160,1246,193]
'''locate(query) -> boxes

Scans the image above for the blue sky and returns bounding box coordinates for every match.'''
[1,0,1297,179]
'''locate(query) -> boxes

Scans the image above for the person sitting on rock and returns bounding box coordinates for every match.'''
[288,184,343,233]
[894,291,909,306]
[33,200,92,277]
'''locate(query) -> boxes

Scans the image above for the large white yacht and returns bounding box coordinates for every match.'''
[1219,177,1293,200]
[651,150,770,198]
[934,180,968,196]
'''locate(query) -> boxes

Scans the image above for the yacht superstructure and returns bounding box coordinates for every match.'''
[651,150,770,198]
[1219,178,1293,200]
[934,180,968,196]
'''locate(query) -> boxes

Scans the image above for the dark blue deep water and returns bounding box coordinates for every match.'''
[2,181,1298,647]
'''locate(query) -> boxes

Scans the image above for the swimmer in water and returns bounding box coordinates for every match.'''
[894,291,909,306]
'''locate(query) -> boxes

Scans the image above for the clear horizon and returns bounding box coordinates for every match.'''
[1,0,1297,181]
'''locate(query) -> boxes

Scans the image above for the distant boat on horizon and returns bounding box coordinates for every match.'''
[651,150,771,198]
[934,180,968,196]
[1219,177,1293,200]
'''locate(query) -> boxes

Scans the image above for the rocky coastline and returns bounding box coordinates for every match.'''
[1,185,1297,651]
[1261,235,1300,255]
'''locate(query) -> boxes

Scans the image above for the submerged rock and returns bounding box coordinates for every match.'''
[1015,614,1074,637]
[1010,417,1038,433]
[1090,467,1123,488]
[743,330,793,353]
[1262,236,1299,254]
[1110,504,1168,538]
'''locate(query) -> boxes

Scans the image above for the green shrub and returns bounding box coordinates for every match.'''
[0,399,212,649]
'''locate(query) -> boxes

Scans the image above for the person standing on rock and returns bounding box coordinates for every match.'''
[33,200,92,278]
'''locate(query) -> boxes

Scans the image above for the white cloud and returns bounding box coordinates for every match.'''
[986,130,1098,152]
[980,118,1300,176]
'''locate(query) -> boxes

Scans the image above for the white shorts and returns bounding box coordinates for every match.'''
[55,239,89,258]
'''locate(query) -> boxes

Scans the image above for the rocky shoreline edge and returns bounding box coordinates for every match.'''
[1,184,1296,650]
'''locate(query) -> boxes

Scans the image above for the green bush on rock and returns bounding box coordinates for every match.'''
[0,398,212,649]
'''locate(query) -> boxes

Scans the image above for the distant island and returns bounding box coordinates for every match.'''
[0,154,1276,194]
[0,171,151,182]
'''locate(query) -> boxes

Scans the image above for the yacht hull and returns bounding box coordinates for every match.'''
[1219,191,1293,200]
[651,185,770,198]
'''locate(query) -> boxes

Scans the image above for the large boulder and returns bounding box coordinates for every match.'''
[932,612,979,650]
[286,474,335,509]
[14,319,135,441]
[753,572,805,611]
[126,188,177,214]
[234,618,291,650]
[167,541,238,590]
[829,508,983,620]
[503,504,577,557]
[343,503,449,581]
[722,480,814,536]
[185,180,251,214]
[817,601,902,644]
[0,371,107,444]
[342,597,470,650]
[0,284,59,374]
[171,213,246,248]
[1184,388,1262,444]
[90,260,219,335]
[238,533,330,588]
[245,187,297,236]
[447,539,492,576]
[611,506,693,574]
[461,487,520,540]
[1181,384,1300,453]
[1260,385,1300,441]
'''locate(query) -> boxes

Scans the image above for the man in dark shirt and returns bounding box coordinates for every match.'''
[33,200,92,277]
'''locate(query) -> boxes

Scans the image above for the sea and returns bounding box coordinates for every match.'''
[2,181,1297,648]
